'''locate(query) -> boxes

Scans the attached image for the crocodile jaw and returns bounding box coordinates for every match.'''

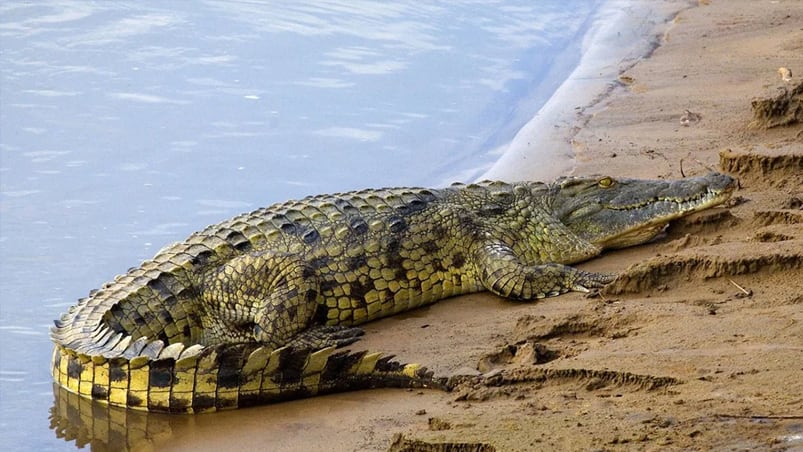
[594,184,734,249]
[553,172,736,250]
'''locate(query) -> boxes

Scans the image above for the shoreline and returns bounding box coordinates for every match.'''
[482,0,690,182]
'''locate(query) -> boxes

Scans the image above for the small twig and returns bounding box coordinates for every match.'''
[678,158,716,177]
[728,279,751,296]
[716,414,803,420]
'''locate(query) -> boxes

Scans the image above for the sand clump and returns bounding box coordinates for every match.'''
[750,80,803,129]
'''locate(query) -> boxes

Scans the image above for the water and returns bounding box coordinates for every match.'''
[0,1,628,449]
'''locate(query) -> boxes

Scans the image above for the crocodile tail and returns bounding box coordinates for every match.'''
[51,342,444,414]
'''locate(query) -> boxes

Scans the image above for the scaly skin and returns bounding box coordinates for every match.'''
[50,173,735,413]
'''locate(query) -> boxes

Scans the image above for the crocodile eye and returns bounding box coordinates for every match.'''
[598,177,614,188]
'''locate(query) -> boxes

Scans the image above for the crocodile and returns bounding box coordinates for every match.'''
[50,172,735,413]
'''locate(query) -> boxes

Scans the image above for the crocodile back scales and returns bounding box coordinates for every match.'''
[51,181,565,413]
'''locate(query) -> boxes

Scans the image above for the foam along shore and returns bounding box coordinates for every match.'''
[481,0,688,182]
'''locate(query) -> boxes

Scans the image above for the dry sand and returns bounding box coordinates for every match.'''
[50,1,802,450]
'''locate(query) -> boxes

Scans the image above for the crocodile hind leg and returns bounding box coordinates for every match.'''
[284,324,364,350]
[473,242,616,300]
[200,251,325,348]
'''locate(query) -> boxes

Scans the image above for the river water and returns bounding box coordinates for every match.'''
[0,1,664,450]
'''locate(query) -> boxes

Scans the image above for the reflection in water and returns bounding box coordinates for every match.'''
[50,384,174,452]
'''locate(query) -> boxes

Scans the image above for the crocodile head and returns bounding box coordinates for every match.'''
[550,172,736,249]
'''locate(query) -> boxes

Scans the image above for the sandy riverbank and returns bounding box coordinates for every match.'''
[50,1,802,450]
[383,0,803,449]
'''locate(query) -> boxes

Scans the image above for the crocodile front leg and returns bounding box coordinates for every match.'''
[473,242,616,300]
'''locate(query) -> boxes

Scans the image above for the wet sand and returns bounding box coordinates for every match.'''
[50,1,802,450]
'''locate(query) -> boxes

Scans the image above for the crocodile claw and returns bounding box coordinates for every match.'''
[284,325,366,350]
[571,270,617,292]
